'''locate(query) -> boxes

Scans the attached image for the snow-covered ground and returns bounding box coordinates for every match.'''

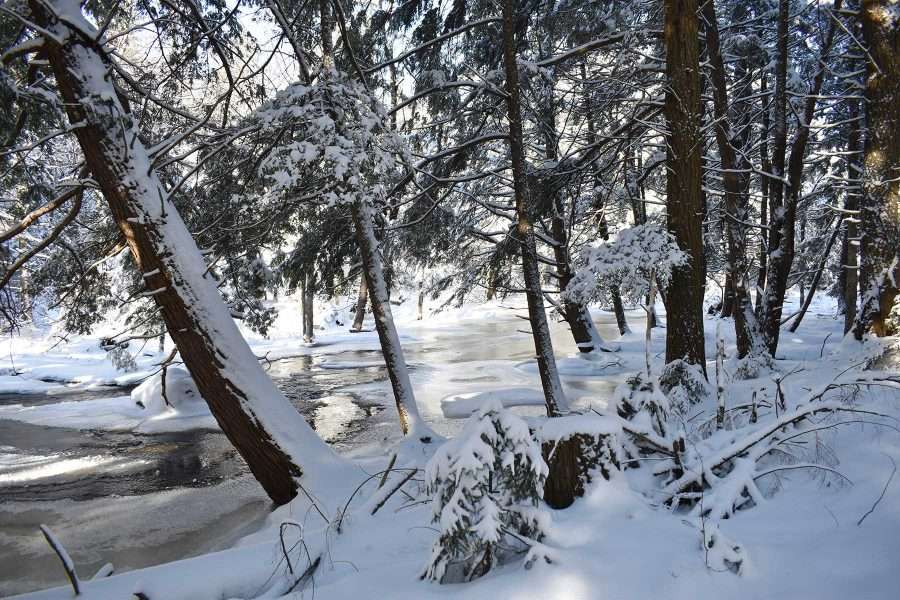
[3,289,899,599]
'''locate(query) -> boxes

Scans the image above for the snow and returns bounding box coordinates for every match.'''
[0,369,217,434]
[4,290,900,600]
[440,389,547,418]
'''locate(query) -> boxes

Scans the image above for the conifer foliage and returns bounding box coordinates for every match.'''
[422,401,550,583]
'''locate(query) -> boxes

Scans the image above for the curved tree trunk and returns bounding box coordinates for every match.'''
[32,0,338,505]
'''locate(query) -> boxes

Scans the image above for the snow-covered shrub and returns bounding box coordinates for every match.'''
[422,401,550,583]
[614,371,672,438]
[659,359,711,411]
[566,223,688,305]
[732,349,774,380]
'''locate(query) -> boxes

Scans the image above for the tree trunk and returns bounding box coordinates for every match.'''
[501,0,568,418]
[32,0,338,505]
[760,0,842,355]
[351,199,431,439]
[841,98,862,334]
[788,217,843,332]
[581,61,628,337]
[302,272,315,343]
[756,74,770,314]
[611,287,630,335]
[417,283,424,321]
[701,0,762,358]
[351,275,368,331]
[664,0,707,373]
[854,0,900,338]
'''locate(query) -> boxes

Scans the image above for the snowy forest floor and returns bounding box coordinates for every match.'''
[2,290,899,599]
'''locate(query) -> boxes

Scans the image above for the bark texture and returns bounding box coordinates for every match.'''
[855,1,900,337]
[351,276,368,331]
[663,0,707,372]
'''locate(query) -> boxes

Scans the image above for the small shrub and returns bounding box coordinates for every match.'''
[422,401,549,583]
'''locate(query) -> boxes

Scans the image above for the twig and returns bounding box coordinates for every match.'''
[335,467,417,533]
[371,468,418,515]
[378,454,397,489]
[819,332,833,359]
[40,525,80,596]
[285,555,321,594]
[857,455,897,526]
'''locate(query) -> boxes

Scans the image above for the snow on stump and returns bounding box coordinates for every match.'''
[536,415,623,509]
[421,400,550,583]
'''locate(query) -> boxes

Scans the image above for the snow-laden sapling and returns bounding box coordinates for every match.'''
[614,372,672,439]
[100,339,138,373]
[659,359,712,411]
[565,223,687,309]
[422,401,550,583]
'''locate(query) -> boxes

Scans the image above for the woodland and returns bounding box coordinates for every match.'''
[0,0,898,597]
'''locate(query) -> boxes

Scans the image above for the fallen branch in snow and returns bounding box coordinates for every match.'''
[661,401,889,505]
[285,555,321,594]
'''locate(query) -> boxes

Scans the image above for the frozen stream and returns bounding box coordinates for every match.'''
[0,311,624,596]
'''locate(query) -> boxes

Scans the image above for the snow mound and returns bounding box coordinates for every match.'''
[440,389,546,418]
[131,368,215,433]
[133,368,202,411]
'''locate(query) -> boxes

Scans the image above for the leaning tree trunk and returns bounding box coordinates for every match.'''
[501,0,567,418]
[663,0,707,373]
[581,61,628,336]
[31,0,338,505]
[539,82,606,354]
[854,0,900,338]
[351,199,431,439]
